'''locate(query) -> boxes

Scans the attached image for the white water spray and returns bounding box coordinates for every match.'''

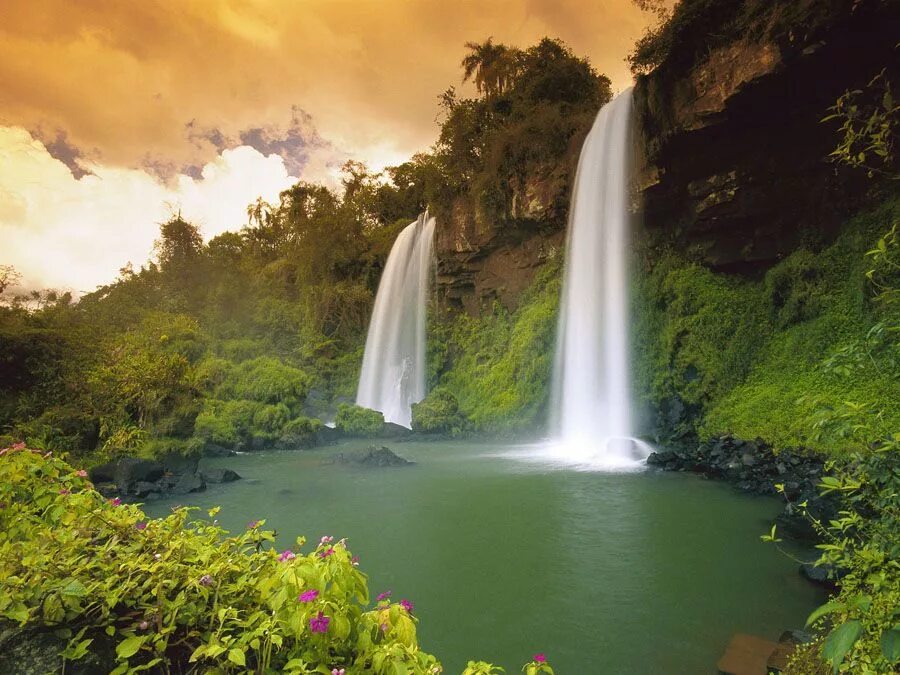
[549,88,651,469]
[356,211,435,428]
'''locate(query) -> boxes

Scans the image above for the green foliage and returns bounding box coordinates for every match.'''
[334,404,385,436]
[411,389,468,435]
[823,69,899,180]
[217,357,311,409]
[634,196,900,451]
[437,38,610,223]
[774,438,900,673]
[432,254,561,434]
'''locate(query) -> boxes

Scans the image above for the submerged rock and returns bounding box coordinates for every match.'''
[330,446,414,467]
[799,562,846,589]
[202,468,242,484]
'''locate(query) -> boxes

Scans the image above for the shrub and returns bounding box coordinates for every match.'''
[0,445,436,673]
[334,404,385,436]
[411,389,467,435]
[252,403,292,435]
[220,357,311,409]
[193,399,259,448]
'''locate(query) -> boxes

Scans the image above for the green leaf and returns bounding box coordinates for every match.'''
[806,600,845,626]
[61,579,87,597]
[881,625,900,663]
[821,620,862,673]
[116,635,146,659]
[228,648,246,666]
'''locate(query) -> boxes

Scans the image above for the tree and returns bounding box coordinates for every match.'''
[461,38,522,98]
[154,215,203,270]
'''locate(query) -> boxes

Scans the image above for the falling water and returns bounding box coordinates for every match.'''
[550,88,651,468]
[356,211,436,428]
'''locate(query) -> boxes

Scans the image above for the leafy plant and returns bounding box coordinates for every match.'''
[0,444,555,674]
[334,404,385,437]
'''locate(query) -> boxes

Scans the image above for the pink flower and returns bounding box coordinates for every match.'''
[351,555,360,567]
[332,669,345,675]
[318,547,334,559]
[533,654,547,664]
[298,589,319,603]
[110,497,122,506]
[278,550,296,562]
[320,535,333,544]
[75,469,88,478]
[376,590,391,602]
[135,521,147,531]
[199,574,213,587]
[247,519,260,529]
[139,621,149,631]
[59,489,70,495]
[380,622,388,633]
[309,612,329,633]
[400,599,414,614]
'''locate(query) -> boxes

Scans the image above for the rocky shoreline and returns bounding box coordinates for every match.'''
[647,434,844,587]
[88,455,241,503]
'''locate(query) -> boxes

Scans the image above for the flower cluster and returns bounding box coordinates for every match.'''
[309,612,330,633]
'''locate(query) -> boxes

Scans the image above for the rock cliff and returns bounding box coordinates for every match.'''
[634,0,898,272]
[434,157,576,314]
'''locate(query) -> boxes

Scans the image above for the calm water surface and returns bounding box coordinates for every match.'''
[145,441,824,673]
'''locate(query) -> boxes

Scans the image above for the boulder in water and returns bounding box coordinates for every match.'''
[202,468,241,483]
[331,446,413,467]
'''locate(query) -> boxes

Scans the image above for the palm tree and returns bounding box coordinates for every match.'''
[460,38,521,97]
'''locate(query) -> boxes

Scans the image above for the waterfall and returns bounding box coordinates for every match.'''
[356,211,435,428]
[550,88,651,468]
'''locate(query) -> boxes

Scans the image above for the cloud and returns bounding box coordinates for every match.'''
[0,0,657,293]
[185,106,347,180]
[0,126,299,295]
[0,0,653,178]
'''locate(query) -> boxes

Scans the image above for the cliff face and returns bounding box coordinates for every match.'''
[435,157,574,314]
[633,0,898,272]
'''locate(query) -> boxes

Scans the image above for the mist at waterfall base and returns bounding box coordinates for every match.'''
[543,88,652,470]
[356,212,435,428]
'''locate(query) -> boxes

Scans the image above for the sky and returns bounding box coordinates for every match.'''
[0,0,654,294]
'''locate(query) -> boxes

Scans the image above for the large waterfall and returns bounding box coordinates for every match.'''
[550,88,650,468]
[356,211,436,428]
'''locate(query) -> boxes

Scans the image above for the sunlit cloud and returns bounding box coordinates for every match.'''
[0,127,305,295]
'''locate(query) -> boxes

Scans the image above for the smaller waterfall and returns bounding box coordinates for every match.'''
[356,211,435,428]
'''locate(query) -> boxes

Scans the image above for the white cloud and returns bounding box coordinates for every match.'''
[0,126,301,295]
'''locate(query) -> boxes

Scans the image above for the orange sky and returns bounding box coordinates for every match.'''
[0,0,655,293]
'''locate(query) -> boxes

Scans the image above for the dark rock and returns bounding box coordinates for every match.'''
[94,482,118,498]
[633,1,897,277]
[203,443,237,457]
[158,452,199,476]
[799,562,846,589]
[202,468,241,484]
[778,629,814,645]
[131,481,160,498]
[171,472,206,495]
[331,446,414,467]
[0,621,117,674]
[90,458,165,494]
